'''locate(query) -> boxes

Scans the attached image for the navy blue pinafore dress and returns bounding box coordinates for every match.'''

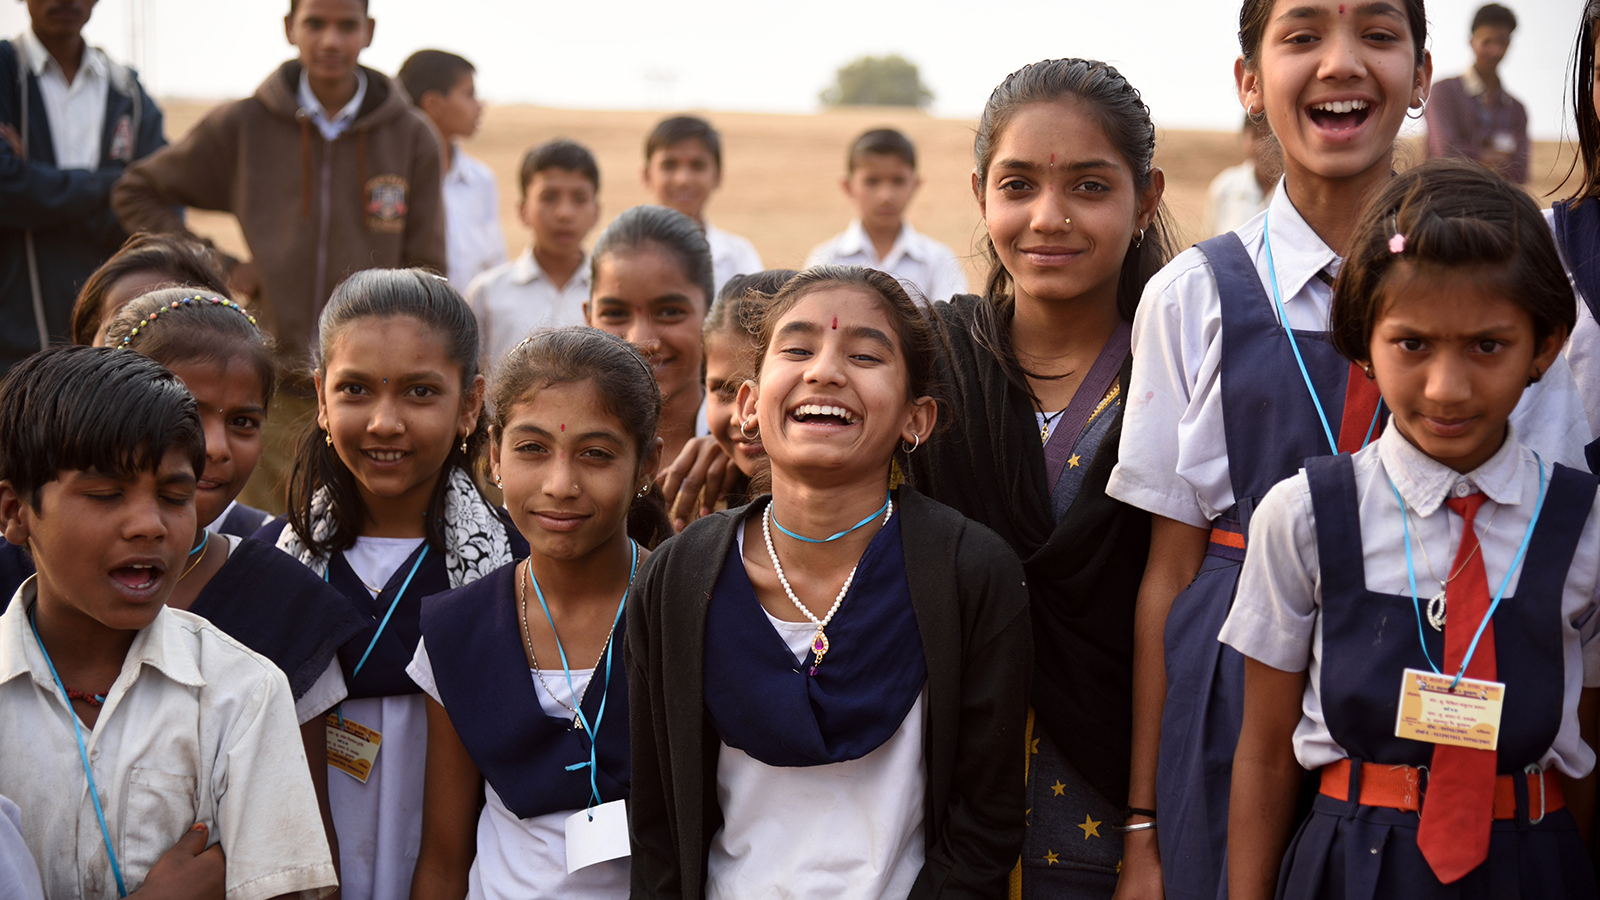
[1275,455,1597,899]
[1158,234,1355,900]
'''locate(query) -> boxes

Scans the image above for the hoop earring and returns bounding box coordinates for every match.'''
[1245,106,1266,125]
[900,434,920,454]
[1363,364,1375,380]
[1406,97,1427,120]
[740,418,758,439]
[1132,228,1145,249]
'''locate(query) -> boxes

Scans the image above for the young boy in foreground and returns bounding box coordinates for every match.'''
[0,346,336,900]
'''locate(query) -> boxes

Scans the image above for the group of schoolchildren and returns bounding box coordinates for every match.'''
[10,1,1600,900]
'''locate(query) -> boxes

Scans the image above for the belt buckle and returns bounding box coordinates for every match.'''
[1525,764,1546,825]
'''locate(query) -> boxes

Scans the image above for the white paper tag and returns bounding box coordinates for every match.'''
[565,799,631,873]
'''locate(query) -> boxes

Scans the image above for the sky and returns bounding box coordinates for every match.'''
[0,0,1578,139]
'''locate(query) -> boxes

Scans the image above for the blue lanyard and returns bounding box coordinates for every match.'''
[28,605,127,898]
[529,540,638,816]
[326,544,429,726]
[1262,211,1383,454]
[1388,453,1546,690]
[771,493,890,544]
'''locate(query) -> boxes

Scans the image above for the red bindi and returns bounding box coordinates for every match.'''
[560,424,566,432]
[1338,4,1345,11]
[1049,153,1056,165]
[832,316,838,330]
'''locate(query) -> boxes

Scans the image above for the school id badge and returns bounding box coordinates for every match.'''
[326,714,383,782]
[1394,668,1504,752]
[566,800,630,873]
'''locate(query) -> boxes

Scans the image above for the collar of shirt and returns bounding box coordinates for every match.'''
[0,579,206,694]
[297,67,367,141]
[17,28,108,87]
[1245,176,1341,308]
[510,247,591,288]
[1460,66,1491,101]
[837,220,927,268]
[1377,421,1527,518]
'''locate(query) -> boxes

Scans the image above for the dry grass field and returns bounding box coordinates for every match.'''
[162,100,1580,289]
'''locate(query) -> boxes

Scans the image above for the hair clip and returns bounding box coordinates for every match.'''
[117,295,258,349]
[1387,232,1406,254]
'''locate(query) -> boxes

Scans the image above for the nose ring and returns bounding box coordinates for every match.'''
[1064,217,1072,225]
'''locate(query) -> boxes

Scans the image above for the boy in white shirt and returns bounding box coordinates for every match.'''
[642,115,761,294]
[398,49,506,291]
[0,346,336,900]
[466,139,600,368]
[806,128,968,304]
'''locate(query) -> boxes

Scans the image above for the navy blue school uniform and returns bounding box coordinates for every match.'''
[0,535,363,711]
[212,501,271,540]
[1221,429,1600,899]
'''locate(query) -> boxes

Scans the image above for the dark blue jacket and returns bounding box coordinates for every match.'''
[0,37,164,370]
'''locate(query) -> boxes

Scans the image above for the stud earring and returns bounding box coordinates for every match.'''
[494,474,503,489]
[636,484,650,499]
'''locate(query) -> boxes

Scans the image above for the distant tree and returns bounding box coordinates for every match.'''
[820,55,933,108]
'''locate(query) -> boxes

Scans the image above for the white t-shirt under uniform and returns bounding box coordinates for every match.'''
[408,641,630,900]
[330,536,429,900]
[0,582,337,900]
[1219,425,1600,777]
[466,249,591,368]
[444,149,508,291]
[17,28,109,171]
[706,526,926,900]
[806,220,969,305]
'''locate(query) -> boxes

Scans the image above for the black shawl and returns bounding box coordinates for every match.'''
[909,293,1151,806]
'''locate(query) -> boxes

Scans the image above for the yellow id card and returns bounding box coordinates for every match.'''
[1394,667,1503,752]
[326,714,383,782]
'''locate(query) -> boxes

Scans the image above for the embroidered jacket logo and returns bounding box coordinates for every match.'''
[365,175,408,233]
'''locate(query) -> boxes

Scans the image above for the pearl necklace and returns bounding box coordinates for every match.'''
[761,497,893,676]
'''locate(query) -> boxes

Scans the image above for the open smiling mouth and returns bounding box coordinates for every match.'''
[1307,99,1372,132]
[111,564,162,590]
[790,404,860,426]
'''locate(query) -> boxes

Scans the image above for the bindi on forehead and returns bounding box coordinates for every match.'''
[1339,4,1345,12]
[832,316,838,330]
[560,423,566,432]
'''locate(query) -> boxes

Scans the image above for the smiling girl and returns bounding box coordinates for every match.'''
[907,58,1171,899]
[1225,160,1599,900]
[628,265,1031,899]
[258,268,527,900]
[409,328,667,900]
[585,205,714,467]
[1105,3,1588,897]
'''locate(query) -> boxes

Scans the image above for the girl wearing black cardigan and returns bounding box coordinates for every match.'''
[627,265,1031,899]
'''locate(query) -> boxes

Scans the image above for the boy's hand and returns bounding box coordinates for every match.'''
[130,823,226,900]
[0,124,23,158]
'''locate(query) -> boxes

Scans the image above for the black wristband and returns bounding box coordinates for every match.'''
[1123,806,1157,821]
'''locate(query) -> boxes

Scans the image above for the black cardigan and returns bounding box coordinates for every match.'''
[909,294,1152,807]
[626,487,1032,900]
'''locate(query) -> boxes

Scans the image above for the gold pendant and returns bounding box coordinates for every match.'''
[1426,588,1446,632]
[1040,425,1050,444]
[808,629,829,676]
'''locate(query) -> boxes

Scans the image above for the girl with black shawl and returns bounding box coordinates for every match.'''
[907,58,1174,899]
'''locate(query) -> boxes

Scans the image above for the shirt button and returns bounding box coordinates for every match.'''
[1453,482,1471,497]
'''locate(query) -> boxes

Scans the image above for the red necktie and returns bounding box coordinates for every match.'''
[1416,492,1497,883]
[1337,362,1383,453]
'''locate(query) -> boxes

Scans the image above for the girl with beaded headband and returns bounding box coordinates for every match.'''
[627,264,1032,899]
[1104,3,1586,899]
[45,286,366,886]
[255,268,528,900]
[409,326,666,899]
[902,57,1171,899]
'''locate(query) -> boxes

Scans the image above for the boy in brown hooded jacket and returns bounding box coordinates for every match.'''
[111,0,445,370]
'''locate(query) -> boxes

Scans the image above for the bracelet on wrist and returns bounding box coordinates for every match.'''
[1115,820,1157,833]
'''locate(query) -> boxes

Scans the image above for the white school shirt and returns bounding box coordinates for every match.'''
[466,249,591,368]
[0,796,45,900]
[1202,161,1273,238]
[705,524,926,900]
[705,223,762,296]
[329,536,428,900]
[1220,425,1600,776]
[805,220,969,305]
[17,28,109,171]
[1107,181,1590,529]
[407,641,630,900]
[297,68,366,142]
[0,583,336,900]
[1543,206,1600,440]
[444,149,508,291]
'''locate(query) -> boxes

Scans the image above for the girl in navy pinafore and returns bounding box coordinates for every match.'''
[1221,161,1599,899]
